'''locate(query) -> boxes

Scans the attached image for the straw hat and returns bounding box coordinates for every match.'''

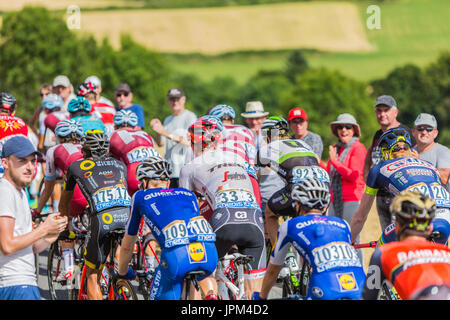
[241,101,269,118]
[330,113,361,138]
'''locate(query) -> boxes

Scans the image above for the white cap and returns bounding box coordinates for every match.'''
[53,75,71,88]
[414,113,437,128]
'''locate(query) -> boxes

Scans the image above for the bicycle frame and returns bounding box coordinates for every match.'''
[216,253,248,300]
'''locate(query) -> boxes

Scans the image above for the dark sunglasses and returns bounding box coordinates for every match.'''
[116,92,129,98]
[40,92,49,97]
[336,124,353,130]
[391,144,410,153]
[416,126,434,132]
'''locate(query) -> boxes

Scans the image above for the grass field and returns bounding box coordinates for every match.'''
[0,0,145,11]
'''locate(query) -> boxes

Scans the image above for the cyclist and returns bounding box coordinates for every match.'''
[179,118,266,299]
[350,127,450,245]
[0,92,29,178]
[116,156,219,300]
[33,119,86,279]
[257,116,320,246]
[77,81,116,136]
[362,191,450,300]
[109,110,159,197]
[59,130,131,300]
[253,170,365,300]
[67,96,105,134]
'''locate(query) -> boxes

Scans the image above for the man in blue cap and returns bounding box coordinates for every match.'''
[0,136,67,300]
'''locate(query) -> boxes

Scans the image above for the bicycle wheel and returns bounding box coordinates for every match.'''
[47,242,69,300]
[113,279,138,300]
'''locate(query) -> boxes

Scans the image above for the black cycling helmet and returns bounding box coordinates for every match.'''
[291,176,330,213]
[378,127,412,160]
[135,156,172,183]
[261,116,289,142]
[390,190,435,237]
[0,92,17,114]
[80,129,109,157]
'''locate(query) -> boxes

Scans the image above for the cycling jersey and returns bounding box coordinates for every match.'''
[0,115,29,177]
[257,139,319,183]
[91,102,116,136]
[64,156,131,215]
[45,142,86,217]
[109,128,159,196]
[71,114,105,134]
[362,238,450,300]
[271,214,366,300]
[222,124,256,165]
[43,111,69,134]
[126,187,218,300]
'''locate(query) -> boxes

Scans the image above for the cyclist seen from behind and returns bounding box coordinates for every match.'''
[253,169,366,300]
[363,191,450,300]
[117,156,218,300]
[59,130,131,300]
[350,127,450,245]
[67,96,105,134]
[179,118,266,299]
[257,116,320,246]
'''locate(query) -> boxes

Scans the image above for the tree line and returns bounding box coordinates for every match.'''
[0,7,448,154]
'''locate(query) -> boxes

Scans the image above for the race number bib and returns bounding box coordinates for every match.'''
[187,216,216,242]
[215,188,258,209]
[163,217,216,248]
[312,242,361,273]
[430,183,450,208]
[127,146,160,163]
[92,184,131,211]
[291,166,330,184]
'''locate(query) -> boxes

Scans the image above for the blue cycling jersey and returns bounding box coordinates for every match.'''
[271,214,365,300]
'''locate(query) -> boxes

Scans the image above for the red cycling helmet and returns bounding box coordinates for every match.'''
[188,119,222,148]
[77,81,99,97]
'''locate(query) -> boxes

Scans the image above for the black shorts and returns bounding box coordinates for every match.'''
[210,207,266,271]
[267,184,296,217]
[84,207,129,270]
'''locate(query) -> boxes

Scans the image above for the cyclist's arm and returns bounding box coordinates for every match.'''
[350,191,376,243]
[59,188,74,219]
[259,262,283,299]
[36,179,57,213]
[438,168,450,185]
[118,233,138,276]
[363,143,374,181]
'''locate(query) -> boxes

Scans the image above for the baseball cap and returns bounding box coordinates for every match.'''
[167,88,185,99]
[414,113,437,128]
[53,75,71,88]
[1,136,42,158]
[374,95,397,108]
[115,83,131,94]
[288,108,308,121]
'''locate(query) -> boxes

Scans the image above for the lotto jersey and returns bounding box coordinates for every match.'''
[179,150,259,211]
[126,188,215,249]
[45,142,83,180]
[365,157,450,209]
[109,129,157,166]
[363,239,450,300]
[257,139,318,183]
[271,214,365,300]
[64,156,131,215]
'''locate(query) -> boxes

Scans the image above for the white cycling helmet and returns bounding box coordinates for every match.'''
[291,177,330,212]
[135,156,172,182]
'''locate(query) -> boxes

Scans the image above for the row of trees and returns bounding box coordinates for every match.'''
[0,7,448,155]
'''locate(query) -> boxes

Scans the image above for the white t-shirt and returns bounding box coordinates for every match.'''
[0,179,37,288]
[163,109,197,178]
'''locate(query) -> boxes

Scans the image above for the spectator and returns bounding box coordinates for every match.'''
[52,75,76,112]
[150,88,197,188]
[326,113,367,263]
[241,101,269,151]
[84,75,114,107]
[288,107,324,158]
[29,83,53,136]
[0,136,67,300]
[114,83,145,130]
[363,95,417,231]
[412,113,450,191]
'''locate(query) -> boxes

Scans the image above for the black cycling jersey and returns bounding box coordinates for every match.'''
[64,156,131,215]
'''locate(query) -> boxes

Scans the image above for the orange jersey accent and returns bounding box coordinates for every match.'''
[380,239,450,299]
[0,115,28,141]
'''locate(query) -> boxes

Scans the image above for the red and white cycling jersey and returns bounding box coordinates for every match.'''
[221,124,256,165]
[0,114,28,142]
[43,111,70,133]
[91,102,116,126]
[109,128,160,196]
[180,149,259,213]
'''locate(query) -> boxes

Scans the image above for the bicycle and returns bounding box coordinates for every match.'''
[216,248,254,300]
[69,228,137,300]
[183,270,207,300]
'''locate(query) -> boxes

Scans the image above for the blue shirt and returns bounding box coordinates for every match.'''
[126,188,215,249]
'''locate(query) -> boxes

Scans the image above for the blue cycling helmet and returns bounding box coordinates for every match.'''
[42,94,63,110]
[378,127,412,160]
[55,119,84,138]
[198,115,224,132]
[209,104,236,120]
[68,96,92,114]
[113,109,138,127]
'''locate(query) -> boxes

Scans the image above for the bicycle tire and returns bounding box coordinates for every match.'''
[47,242,68,300]
[113,279,138,300]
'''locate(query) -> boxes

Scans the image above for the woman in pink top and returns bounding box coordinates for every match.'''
[326,113,367,261]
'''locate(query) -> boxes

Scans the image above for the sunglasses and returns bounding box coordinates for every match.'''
[416,126,434,132]
[40,92,49,97]
[336,124,353,130]
[116,92,129,98]
[391,144,410,153]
